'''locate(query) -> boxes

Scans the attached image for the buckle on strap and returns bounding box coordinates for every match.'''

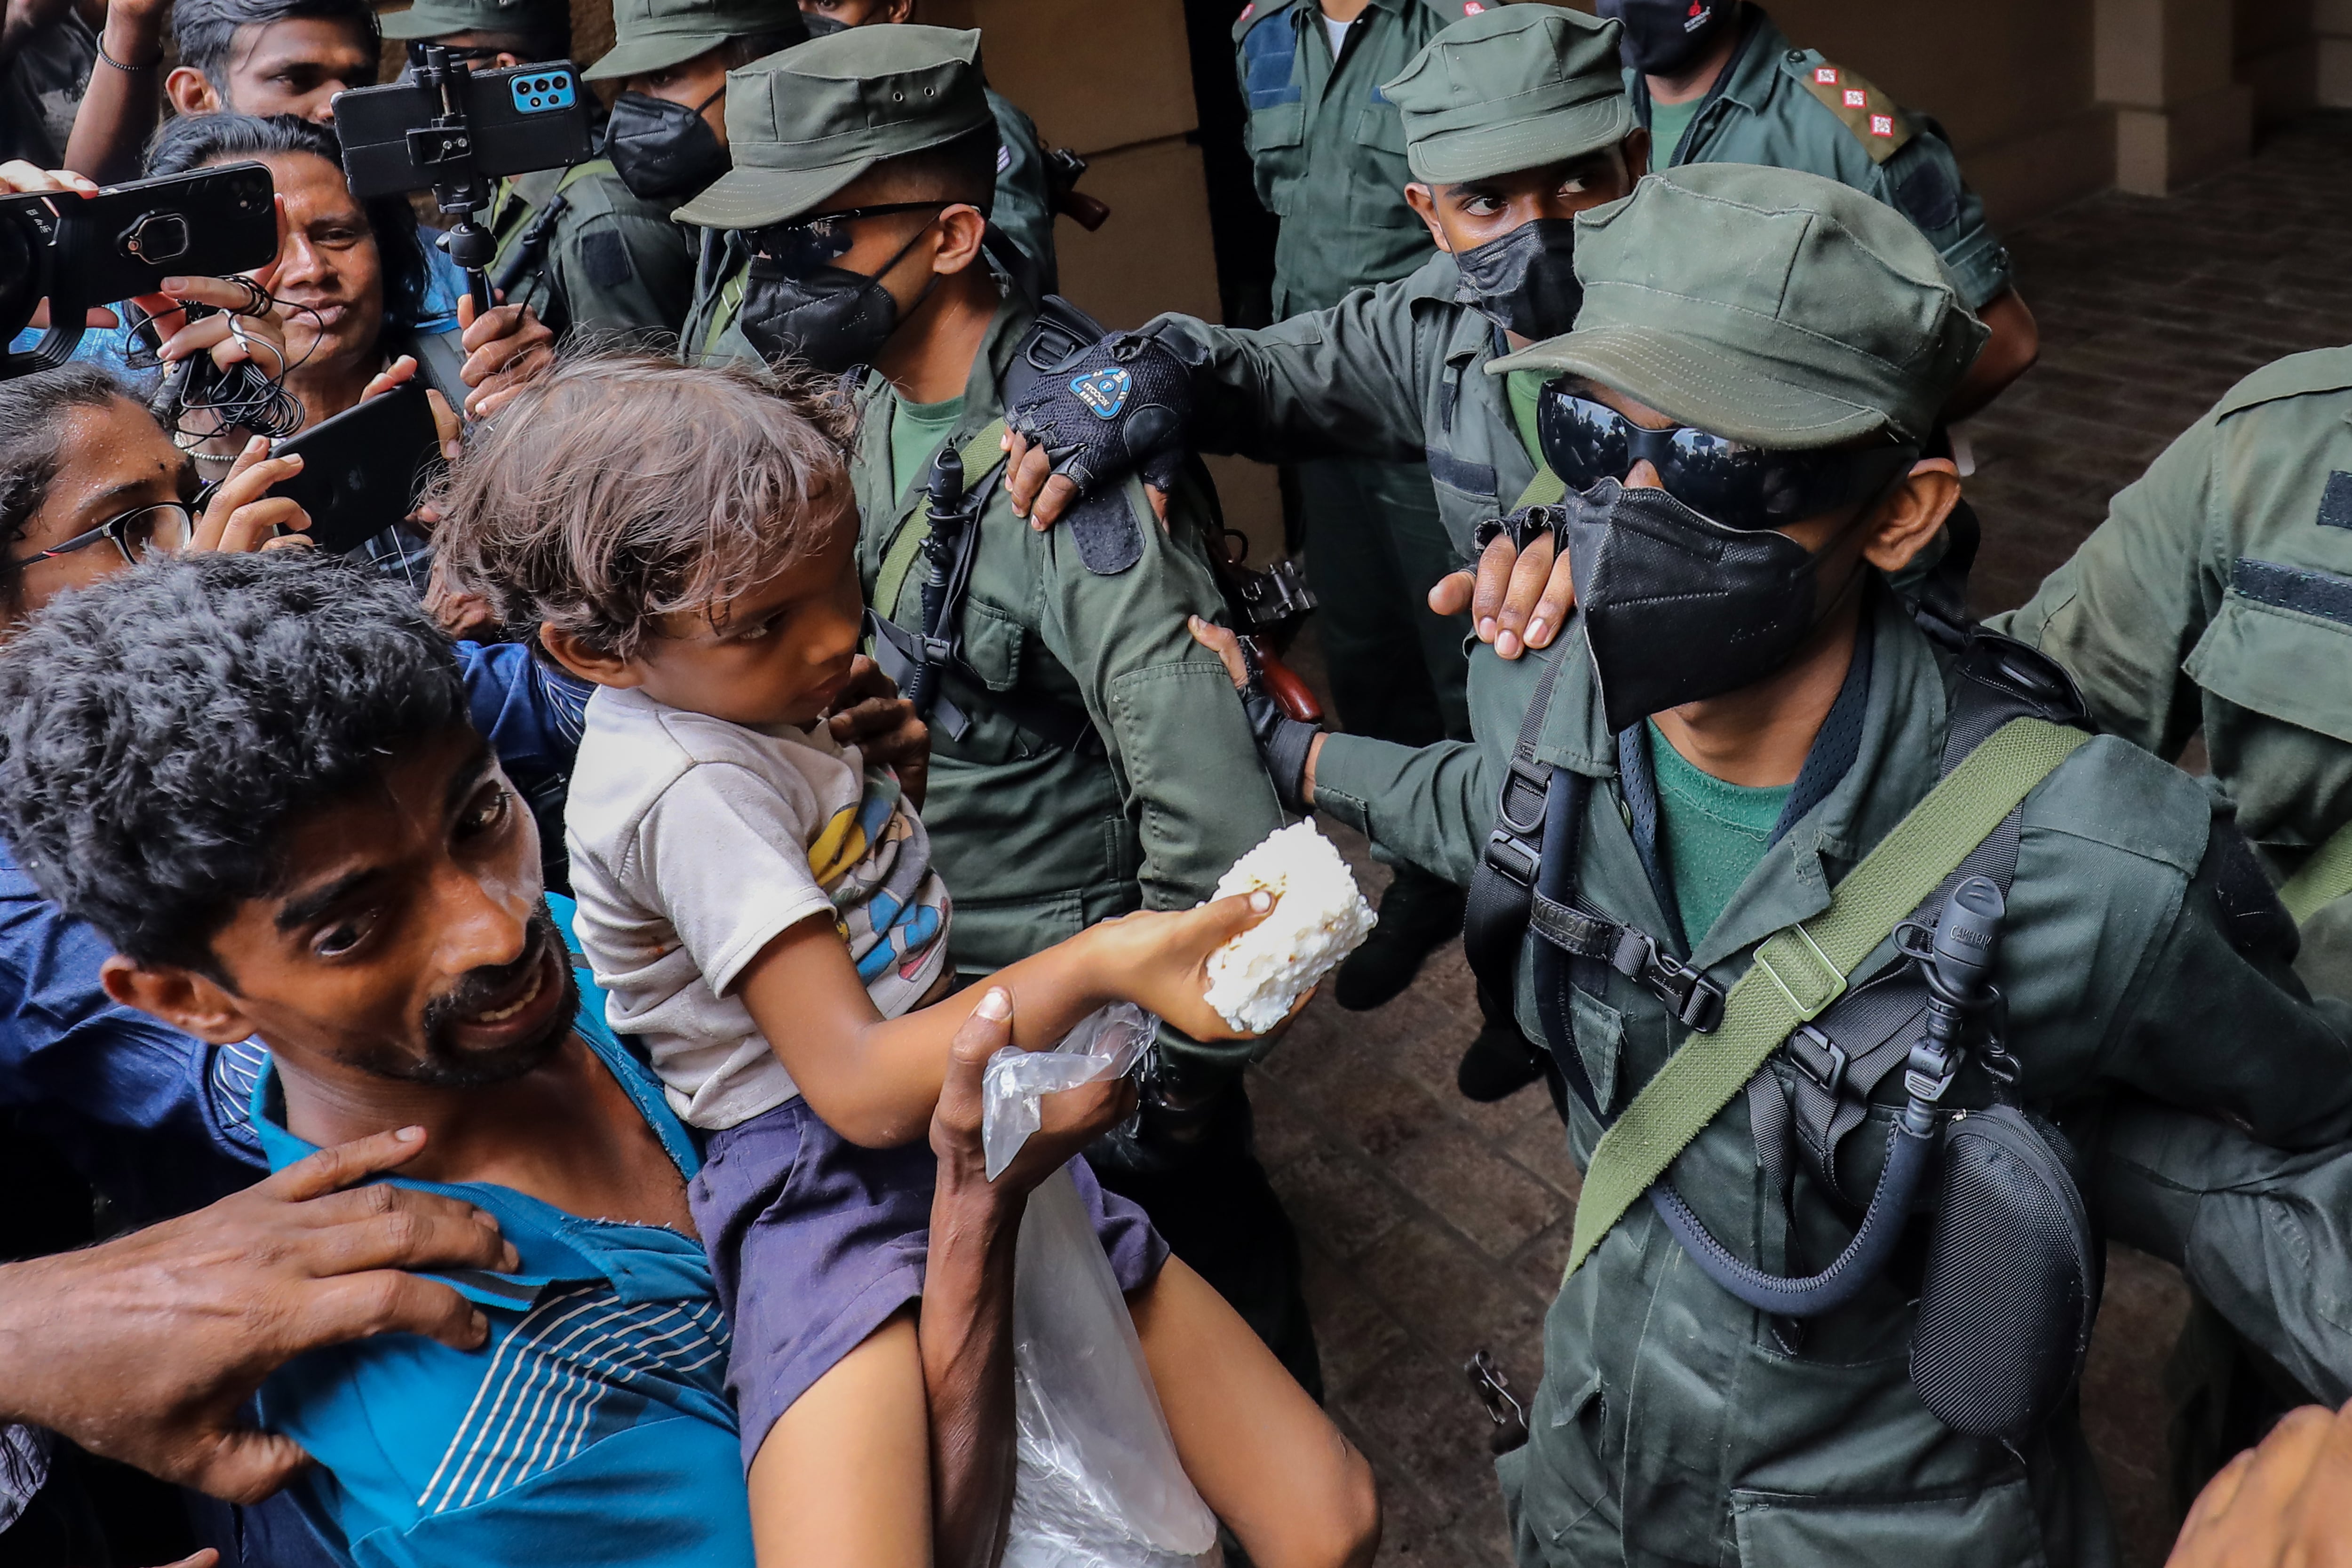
[1529,894,1725,1032]
[1750,923,1847,1022]
[1785,1023,1849,1099]
[1614,932,1726,1033]
[1481,757,1554,887]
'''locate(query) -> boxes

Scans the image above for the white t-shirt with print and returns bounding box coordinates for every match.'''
[566,685,952,1130]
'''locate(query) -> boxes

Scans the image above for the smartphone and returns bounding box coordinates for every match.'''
[49,163,279,308]
[268,381,442,557]
[334,61,592,200]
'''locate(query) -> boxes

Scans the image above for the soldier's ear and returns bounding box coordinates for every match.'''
[1622,128,1650,183]
[930,202,989,276]
[1404,183,1451,253]
[1861,459,1961,576]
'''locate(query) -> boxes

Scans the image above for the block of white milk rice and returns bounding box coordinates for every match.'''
[1201,822,1377,1034]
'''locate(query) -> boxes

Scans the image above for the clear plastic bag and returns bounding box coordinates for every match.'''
[980,1005,1223,1568]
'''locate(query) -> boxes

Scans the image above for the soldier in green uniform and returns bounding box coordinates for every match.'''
[1991,353,2352,994]
[1597,0,2038,417]
[1011,3,1641,1100]
[669,25,1320,1392]
[1162,161,2352,1566]
[382,0,698,342]
[676,8,1059,367]
[792,0,1059,289]
[1229,0,1503,1036]
[1986,352,2352,1512]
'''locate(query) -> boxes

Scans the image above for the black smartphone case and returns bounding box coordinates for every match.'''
[334,62,592,200]
[269,380,441,557]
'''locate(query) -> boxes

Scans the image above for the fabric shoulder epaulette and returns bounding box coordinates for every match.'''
[1780,49,1915,166]
[2212,346,2352,421]
[1232,0,1300,44]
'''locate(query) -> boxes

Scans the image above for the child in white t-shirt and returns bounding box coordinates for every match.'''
[432,353,1293,1556]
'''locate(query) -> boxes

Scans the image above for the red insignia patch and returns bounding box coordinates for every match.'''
[1870,113,1895,136]
[1814,66,1838,85]
[1462,1,1484,12]
[1238,1,1254,17]
[1843,88,1867,108]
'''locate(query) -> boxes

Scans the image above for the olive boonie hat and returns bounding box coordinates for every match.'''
[380,0,567,42]
[669,25,991,231]
[1383,6,1635,185]
[582,0,805,83]
[1489,164,1989,448]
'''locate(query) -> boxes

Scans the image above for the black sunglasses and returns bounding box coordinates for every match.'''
[1536,386,1921,532]
[8,501,194,568]
[747,202,946,277]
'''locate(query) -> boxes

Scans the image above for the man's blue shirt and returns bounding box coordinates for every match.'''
[249,898,753,1568]
[0,641,588,1223]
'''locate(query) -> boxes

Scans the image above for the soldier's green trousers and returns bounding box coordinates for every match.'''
[1291,455,1472,750]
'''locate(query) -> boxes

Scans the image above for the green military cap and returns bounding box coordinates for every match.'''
[1489,164,1989,449]
[670,25,991,231]
[1381,5,1635,185]
[380,0,567,43]
[582,0,803,83]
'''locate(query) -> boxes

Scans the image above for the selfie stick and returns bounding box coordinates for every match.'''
[406,44,497,318]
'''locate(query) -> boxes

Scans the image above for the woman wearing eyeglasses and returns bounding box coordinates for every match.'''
[0,363,319,624]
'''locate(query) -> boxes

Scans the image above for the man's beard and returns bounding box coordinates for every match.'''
[366,902,577,1089]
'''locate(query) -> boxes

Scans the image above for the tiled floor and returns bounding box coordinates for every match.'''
[1255,113,2352,1568]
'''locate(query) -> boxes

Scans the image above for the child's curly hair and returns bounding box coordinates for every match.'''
[431,351,857,661]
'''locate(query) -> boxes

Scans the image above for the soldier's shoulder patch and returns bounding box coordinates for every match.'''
[580,228,635,290]
[2213,346,2352,422]
[1783,53,1914,165]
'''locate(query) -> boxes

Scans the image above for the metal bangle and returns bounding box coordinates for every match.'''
[97,37,164,71]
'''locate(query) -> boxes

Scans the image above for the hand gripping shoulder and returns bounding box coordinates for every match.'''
[1007,328,1198,575]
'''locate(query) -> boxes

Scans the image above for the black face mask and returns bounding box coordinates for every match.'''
[1597,0,1738,76]
[607,88,730,203]
[1562,478,1859,732]
[799,11,848,35]
[1454,218,1582,341]
[739,222,937,372]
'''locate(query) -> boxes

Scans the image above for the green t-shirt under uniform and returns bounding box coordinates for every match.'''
[1648,723,1790,947]
[889,394,966,503]
[1649,91,1705,166]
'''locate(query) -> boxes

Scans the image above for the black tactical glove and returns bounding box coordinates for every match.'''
[1008,328,1195,499]
[1471,502,1571,556]
[1235,636,1318,816]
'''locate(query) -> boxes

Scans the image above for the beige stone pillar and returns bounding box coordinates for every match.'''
[2095,0,2253,193]
[2320,0,2352,107]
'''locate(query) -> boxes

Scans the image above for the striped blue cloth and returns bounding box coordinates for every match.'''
[248,897,754,1567]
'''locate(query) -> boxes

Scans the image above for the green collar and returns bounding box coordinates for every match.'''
[1712,7,1795,119]
[1533,591,1953,968]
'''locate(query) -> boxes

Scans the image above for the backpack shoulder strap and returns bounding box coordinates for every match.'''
[1462,651,1571,1004]
[1563,716,2091,1279]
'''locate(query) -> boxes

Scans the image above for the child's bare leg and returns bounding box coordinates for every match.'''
[1131,1258,1381,1568]
[747,1307,931,1568]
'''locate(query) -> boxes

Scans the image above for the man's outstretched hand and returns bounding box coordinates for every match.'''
[2166,1399,2352,1567]
[1427,527,1575,661]
[0,1126,517,1504]
[930,987,1138,1201]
